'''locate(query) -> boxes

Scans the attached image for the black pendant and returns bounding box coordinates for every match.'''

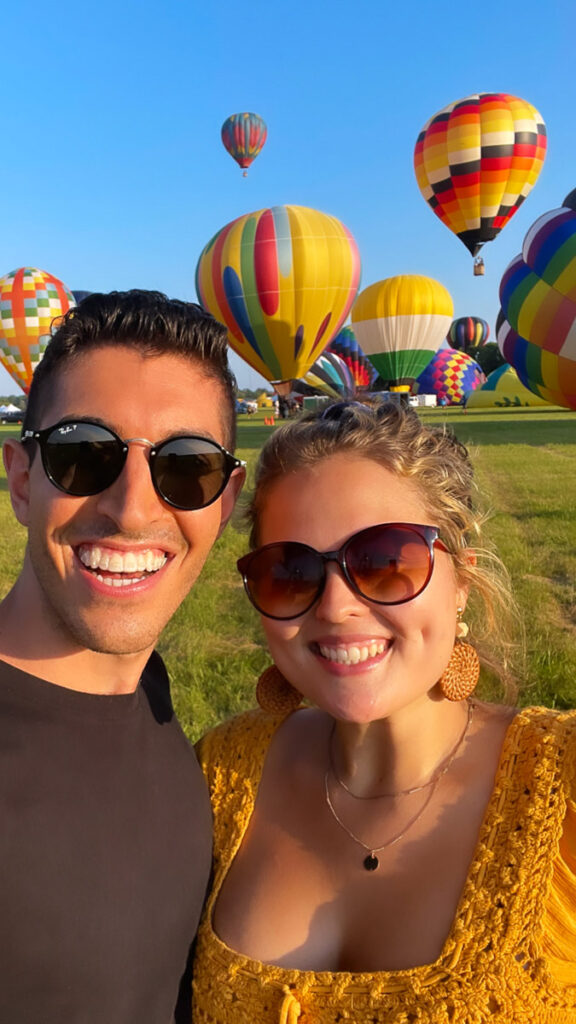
[363,853,379,871]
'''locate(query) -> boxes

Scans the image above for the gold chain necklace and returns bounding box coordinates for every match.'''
[324,701,474,871]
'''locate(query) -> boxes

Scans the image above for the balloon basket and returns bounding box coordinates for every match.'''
[473,257,485,276]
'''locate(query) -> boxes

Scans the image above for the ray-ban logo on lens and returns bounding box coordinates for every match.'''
[58,425,77,435]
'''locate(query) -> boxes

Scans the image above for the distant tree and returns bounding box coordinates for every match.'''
[0,394,26,410]
[468,343,506,376]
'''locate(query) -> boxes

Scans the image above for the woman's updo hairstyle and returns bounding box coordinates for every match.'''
[247,399,520,695]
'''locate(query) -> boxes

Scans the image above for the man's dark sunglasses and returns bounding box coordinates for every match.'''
[22,420,245,511]
[237,523,447,620]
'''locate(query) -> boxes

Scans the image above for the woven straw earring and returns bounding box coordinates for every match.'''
[256,665,302,714]
[438,608,480,702]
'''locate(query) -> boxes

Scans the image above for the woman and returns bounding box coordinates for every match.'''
[193,400,576,1023]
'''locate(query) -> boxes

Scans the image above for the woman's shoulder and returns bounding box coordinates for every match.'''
[509,704,576,793]
[195,708,287,778]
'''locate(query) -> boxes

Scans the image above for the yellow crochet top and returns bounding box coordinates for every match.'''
[193,707,576,1023]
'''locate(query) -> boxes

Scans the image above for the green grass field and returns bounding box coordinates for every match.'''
[1,405,575,739]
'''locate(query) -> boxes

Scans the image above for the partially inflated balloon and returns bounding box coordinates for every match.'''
[448,316,490,352]
[351,275,453,389]
[303,350,355,399]
[196,205,361,386]
[327,326,377,389]
[465,362,550,407]
[498,191,576,409]
[416,348,485,405]
[0,268,75,393]
[221,113,267,175]
[414,94,547,262]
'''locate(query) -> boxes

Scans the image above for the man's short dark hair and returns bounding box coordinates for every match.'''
[23,290,237,449]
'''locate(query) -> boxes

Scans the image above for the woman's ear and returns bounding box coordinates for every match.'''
[456,548,477,613]
[3,439,31,527]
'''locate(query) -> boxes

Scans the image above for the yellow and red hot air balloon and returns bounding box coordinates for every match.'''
[0,267,75,393]
[414,93,547,272]
[221,113,267,176]
[351,275,453,390]
[195,205,361,389]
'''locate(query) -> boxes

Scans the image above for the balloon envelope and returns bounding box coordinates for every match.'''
[466,363,550,407]
[414,93,547,258]
[221,112,267,172]
[196,205,361,385]
[302,350,355,399]
[351,275,453,388]
[448,316,490,352]
[327,326,378,389]
[0,267,75,393]
[416,348,485,405]
[498,194,576,409]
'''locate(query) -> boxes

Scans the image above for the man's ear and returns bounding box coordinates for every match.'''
[3,439,31,527]
[216,465,246,539]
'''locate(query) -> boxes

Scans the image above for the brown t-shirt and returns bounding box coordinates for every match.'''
[0,652,212,1023]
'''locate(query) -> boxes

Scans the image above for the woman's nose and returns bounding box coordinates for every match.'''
[314,562,368,622]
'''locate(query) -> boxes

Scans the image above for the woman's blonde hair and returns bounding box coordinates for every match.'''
[247,400,521,697]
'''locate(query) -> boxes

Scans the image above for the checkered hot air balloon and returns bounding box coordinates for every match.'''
[0,268,75,393]
[195,205,361,389]
[498,190,576,409]
[414,94,547,270]
[221,113,267,176]
[416,348,485,405]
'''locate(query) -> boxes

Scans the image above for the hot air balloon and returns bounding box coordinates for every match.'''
[465,362,550,408]
[327,326,378,389]
[448,316,490,353]
[416,348,485,405]
[498,190,576,409]
[351,275,453,391]
[414,93,547,272]
[301,350,355,400]
[0,267,75,394]
[221,113,267,176]
[195,205,361,391]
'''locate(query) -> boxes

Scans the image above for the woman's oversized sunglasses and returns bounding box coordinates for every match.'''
[237,523,448,620]
[22,420,245,510]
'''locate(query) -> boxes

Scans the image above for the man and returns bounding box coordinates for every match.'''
[0,290,245,1022]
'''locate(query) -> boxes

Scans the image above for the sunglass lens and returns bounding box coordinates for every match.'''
[44,423,124,496]
[346,525,432,604]
[152,438,229,509]
[243,543,323,619]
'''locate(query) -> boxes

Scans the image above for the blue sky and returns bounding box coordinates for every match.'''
[0,0,571,394]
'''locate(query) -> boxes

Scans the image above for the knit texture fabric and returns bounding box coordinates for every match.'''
[193,707,576,1023]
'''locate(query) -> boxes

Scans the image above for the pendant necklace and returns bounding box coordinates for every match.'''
[324,701,474,872]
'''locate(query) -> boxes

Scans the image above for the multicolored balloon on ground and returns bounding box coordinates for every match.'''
[448,316,490,352]
[195,205,361,387]
[416,348,485,405]
[465,363,550,408]
[0,267,75,393]
[414,94,547,264]
[221,113,267,176]
[326,326,378,389]
[351,275,453,389]
[301,350,355,399]
[498,190,576,409]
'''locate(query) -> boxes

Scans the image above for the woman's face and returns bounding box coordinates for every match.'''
[256,453,469,724]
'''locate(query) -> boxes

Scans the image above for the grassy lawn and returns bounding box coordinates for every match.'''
[1,405,575,739]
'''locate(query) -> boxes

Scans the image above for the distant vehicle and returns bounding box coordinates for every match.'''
[0,409,24,424]
[236,399,257,414]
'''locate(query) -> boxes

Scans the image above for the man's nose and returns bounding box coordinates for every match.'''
[93,442,166,529]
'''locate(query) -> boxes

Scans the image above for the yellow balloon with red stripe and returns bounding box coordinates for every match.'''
[195,205,361,385]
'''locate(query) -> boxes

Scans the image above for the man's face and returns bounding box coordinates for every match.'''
[6,345,244,657]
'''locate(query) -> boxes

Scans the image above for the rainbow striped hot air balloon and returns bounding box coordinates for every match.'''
[498,190,576,409]
[327,326,378,389]
[416,348,485,405]
[221,113,267,176]
[448,316,490,352]
[195,205,361,389]
[302,350,355,400]
[0,267,75,393]
[414,93,547,270]
[351,275,453,390]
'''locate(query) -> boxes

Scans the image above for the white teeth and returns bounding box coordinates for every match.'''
[95,574,146,587]
[318,641,389,665]
[79,545,167,574]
